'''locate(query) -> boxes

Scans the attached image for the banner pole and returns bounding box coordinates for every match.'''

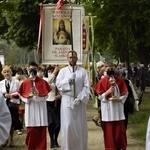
[36,3,43,63]
[69,2,74,67]
[69,1,76,100]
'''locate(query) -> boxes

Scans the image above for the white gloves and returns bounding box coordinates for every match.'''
[73,98,80,106]
[69,73,76,84]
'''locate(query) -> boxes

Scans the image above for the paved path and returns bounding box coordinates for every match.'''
[1,91,147,150]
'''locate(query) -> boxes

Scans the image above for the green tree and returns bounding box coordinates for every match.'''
[85,0,150,66]
[0,0,58,50]
[0,0,11,39]
[1,0,150,66]
[0,61,3,80]
[2,0,42,51]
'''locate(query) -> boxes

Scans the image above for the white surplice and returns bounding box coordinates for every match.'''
[146,116,150,150]
[98,84,128,121]
[44,73,56,102]
[56,65,90,150]
[0,93,11,145]
[20,94,48,127]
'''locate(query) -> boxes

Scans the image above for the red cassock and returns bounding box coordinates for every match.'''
[94,75,128,150]
[18,76,51,150]
[94,75,127,98]
[26,127,47,150]
[18,76,51,98]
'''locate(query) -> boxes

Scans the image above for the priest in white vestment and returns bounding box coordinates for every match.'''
[56,51,90,150]
[0,92,11,146]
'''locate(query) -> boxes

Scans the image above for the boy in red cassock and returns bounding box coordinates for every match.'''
[18,62,51,150]
[94,62,128,150]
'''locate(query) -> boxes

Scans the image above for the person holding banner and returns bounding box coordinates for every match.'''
[56,50,90,150]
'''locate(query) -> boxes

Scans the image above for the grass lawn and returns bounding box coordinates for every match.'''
[128,90,150,142]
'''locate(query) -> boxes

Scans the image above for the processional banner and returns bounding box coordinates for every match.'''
[82,16,89,69]
[42,4,85,65]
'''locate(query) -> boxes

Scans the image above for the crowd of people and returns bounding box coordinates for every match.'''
[0,50,90,150]
[0,51,150,149]
[92,61,148,126]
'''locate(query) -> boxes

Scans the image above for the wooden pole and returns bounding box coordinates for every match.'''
[69,1,76,99]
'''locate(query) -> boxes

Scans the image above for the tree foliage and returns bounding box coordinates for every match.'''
[0,61,3,80]
[85,0,150,66]
[0,0,150,66]
[2,0,43,51]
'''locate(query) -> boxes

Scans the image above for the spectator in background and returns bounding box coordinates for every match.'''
[44,66,61,148]
[37,65,61,148]
[120,72,139,129]
[114,63,120,76]
[130,63,138,86]
[10,66,17,76]
[22,65,28,78]
[138,63,148,92]
[93,61,105,127]
[14,67,27,135]
[118,62,126,74]
[0,66,22,147]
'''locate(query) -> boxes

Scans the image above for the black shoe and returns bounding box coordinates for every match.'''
[54,142,60,148]
[50,144,55,148]
[92,118,98,126]
[50,142,55,148]
[1,139,8,147]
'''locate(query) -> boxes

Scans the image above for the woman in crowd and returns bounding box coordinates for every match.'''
[37,65,61,148]
[120,72,139,129]
[13,67,27,135]
[0,66,22,147]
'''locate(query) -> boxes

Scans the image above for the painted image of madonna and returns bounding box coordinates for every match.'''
[53,19,71,45]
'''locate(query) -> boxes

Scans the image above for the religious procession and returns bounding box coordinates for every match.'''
[0,0,150,150]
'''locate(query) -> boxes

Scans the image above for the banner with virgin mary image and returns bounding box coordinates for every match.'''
[42,4,85,65]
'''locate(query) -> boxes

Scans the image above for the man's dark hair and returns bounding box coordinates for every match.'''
[29,61,38,67]
[16,67,24,74]
[67,51,77,56]
[47,65,55,71]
